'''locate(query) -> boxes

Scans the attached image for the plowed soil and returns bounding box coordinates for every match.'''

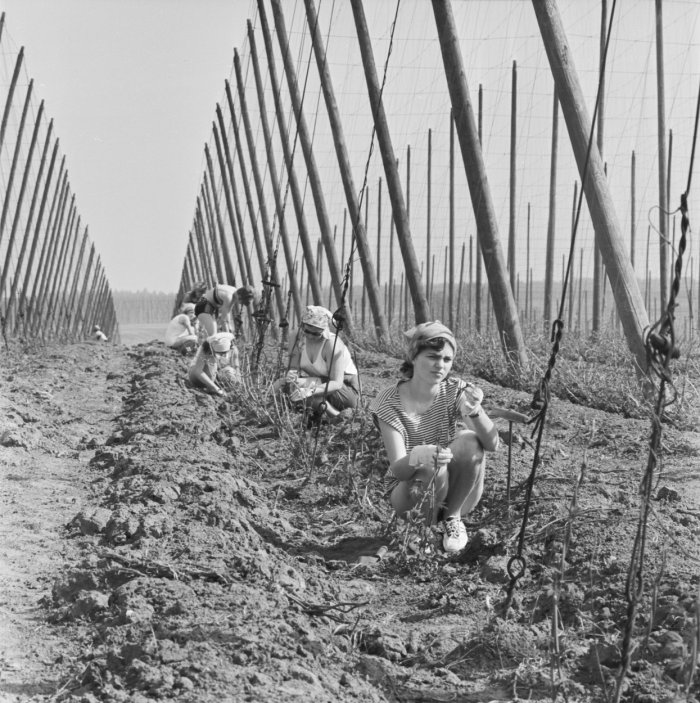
[1,339,698,703]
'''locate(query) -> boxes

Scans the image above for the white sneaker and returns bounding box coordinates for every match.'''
[442,517,468,553]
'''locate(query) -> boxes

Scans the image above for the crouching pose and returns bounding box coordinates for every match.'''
[188,332,240,397]
[279,305,359,419]
[164,303,198,353]
[369,321,500,553]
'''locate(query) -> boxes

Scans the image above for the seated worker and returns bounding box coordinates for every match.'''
[188,332,240,397]
[164,303,198,353]
[194,283,257,337]
[369,321,500,553]
[92,325,108,342]
[279,305,359,420]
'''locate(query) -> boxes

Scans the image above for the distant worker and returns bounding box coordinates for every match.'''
[188,332,240,397]
[92,325,108,342]
[183,281,207,304]
[194,283,257,337]
[277,305,359,420]
[164,303,198,353]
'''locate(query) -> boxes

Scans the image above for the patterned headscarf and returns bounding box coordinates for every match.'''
[302,306,333,329]
[403,320,456,361]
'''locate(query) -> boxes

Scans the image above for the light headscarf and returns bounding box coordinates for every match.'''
[180,303,195,316]
[403,320,456,361]
[208,332,235,353]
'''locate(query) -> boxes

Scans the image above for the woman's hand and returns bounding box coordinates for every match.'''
[459,383,484,417]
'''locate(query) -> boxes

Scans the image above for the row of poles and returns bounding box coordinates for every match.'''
[0,14,119,345]
[177,0,688,375]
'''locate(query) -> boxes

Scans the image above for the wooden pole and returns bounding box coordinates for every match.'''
[1,100,45,312]
[432,0,527,369]
[630,150,636,268]
[508,60,517,294]
[267,2,349,324]
[304,0,388,342]
[457,241,465,333]
[0,45,23,153]
[0,79,33,251]
[475,84,483,332]
[655,0,668,309]
[71,243,95,339]
[230,58,289,321]
[526,202,531,322]
[449,110,455,328]
[532,0,649,371]
[350,0,430,324]
[544,88,558,327]
[26,165,66,333]
[14,131,58,329]
[211,123,249,284]
[592,0,607,334]
[224,83,282,319]
[203,152,237,285]
[243,37,303,317]
[376,177,382,288]
[252,12,321,308]
[426,128,432,304]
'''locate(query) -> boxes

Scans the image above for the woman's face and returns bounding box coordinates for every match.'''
[412,342,454,384]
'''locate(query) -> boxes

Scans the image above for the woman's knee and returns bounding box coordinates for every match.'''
[450,431,485,465]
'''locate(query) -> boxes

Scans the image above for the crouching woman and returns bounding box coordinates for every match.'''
[369,321,500,553]
[188,332,241,397]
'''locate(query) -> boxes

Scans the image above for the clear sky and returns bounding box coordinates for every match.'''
[0,0,255,293]
[1,0,698,301]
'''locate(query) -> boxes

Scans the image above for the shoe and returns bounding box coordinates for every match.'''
[442,517,468,553]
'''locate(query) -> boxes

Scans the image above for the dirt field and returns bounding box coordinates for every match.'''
[1,337,698,703]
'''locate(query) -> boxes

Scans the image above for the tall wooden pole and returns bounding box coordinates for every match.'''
[252,12,321,308]
[215,105,255,285]
[544,88,558,327]
[350,0,430,324]
[230,58,289,321]
[209,131,247,284]
[475,85,483,331]
[655,0,668,310]
[449,110,455,329]
[204,148,237,285]
[71,243,95,339]
[508,60,517,294]
[304,0,389,342]
[426,128,432,305]
[432,0,526,369]
[591,0,607,333]
[630,150,636,268]
[0,100,44,307]
[268,1,349,326]
[26,164,66,332]
[376,177,382,288]
[0,45,23,153]
[532,0,649,371]
[223,84,281,317]
[243,33,303,316]
[15,132,58,328]
[0,79,33,251]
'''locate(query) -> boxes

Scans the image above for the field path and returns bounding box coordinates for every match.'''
[0,343,127,701]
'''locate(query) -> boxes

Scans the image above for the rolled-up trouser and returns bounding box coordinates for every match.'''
[325,374,360,410]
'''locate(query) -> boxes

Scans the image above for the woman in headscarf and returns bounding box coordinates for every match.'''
[164,303,198,353]
[194,283,257,337]
[188,332,240,397]
[280,305,359,419]
[369,321,499,553]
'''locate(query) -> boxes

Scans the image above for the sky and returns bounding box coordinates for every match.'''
[0,0,699,302]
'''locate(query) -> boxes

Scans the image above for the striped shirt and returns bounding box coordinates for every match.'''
[370,377,468,487]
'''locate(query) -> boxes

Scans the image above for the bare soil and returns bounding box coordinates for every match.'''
[1,339,698,703]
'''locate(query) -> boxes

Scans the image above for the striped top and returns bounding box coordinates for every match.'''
[370,376,467,454]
